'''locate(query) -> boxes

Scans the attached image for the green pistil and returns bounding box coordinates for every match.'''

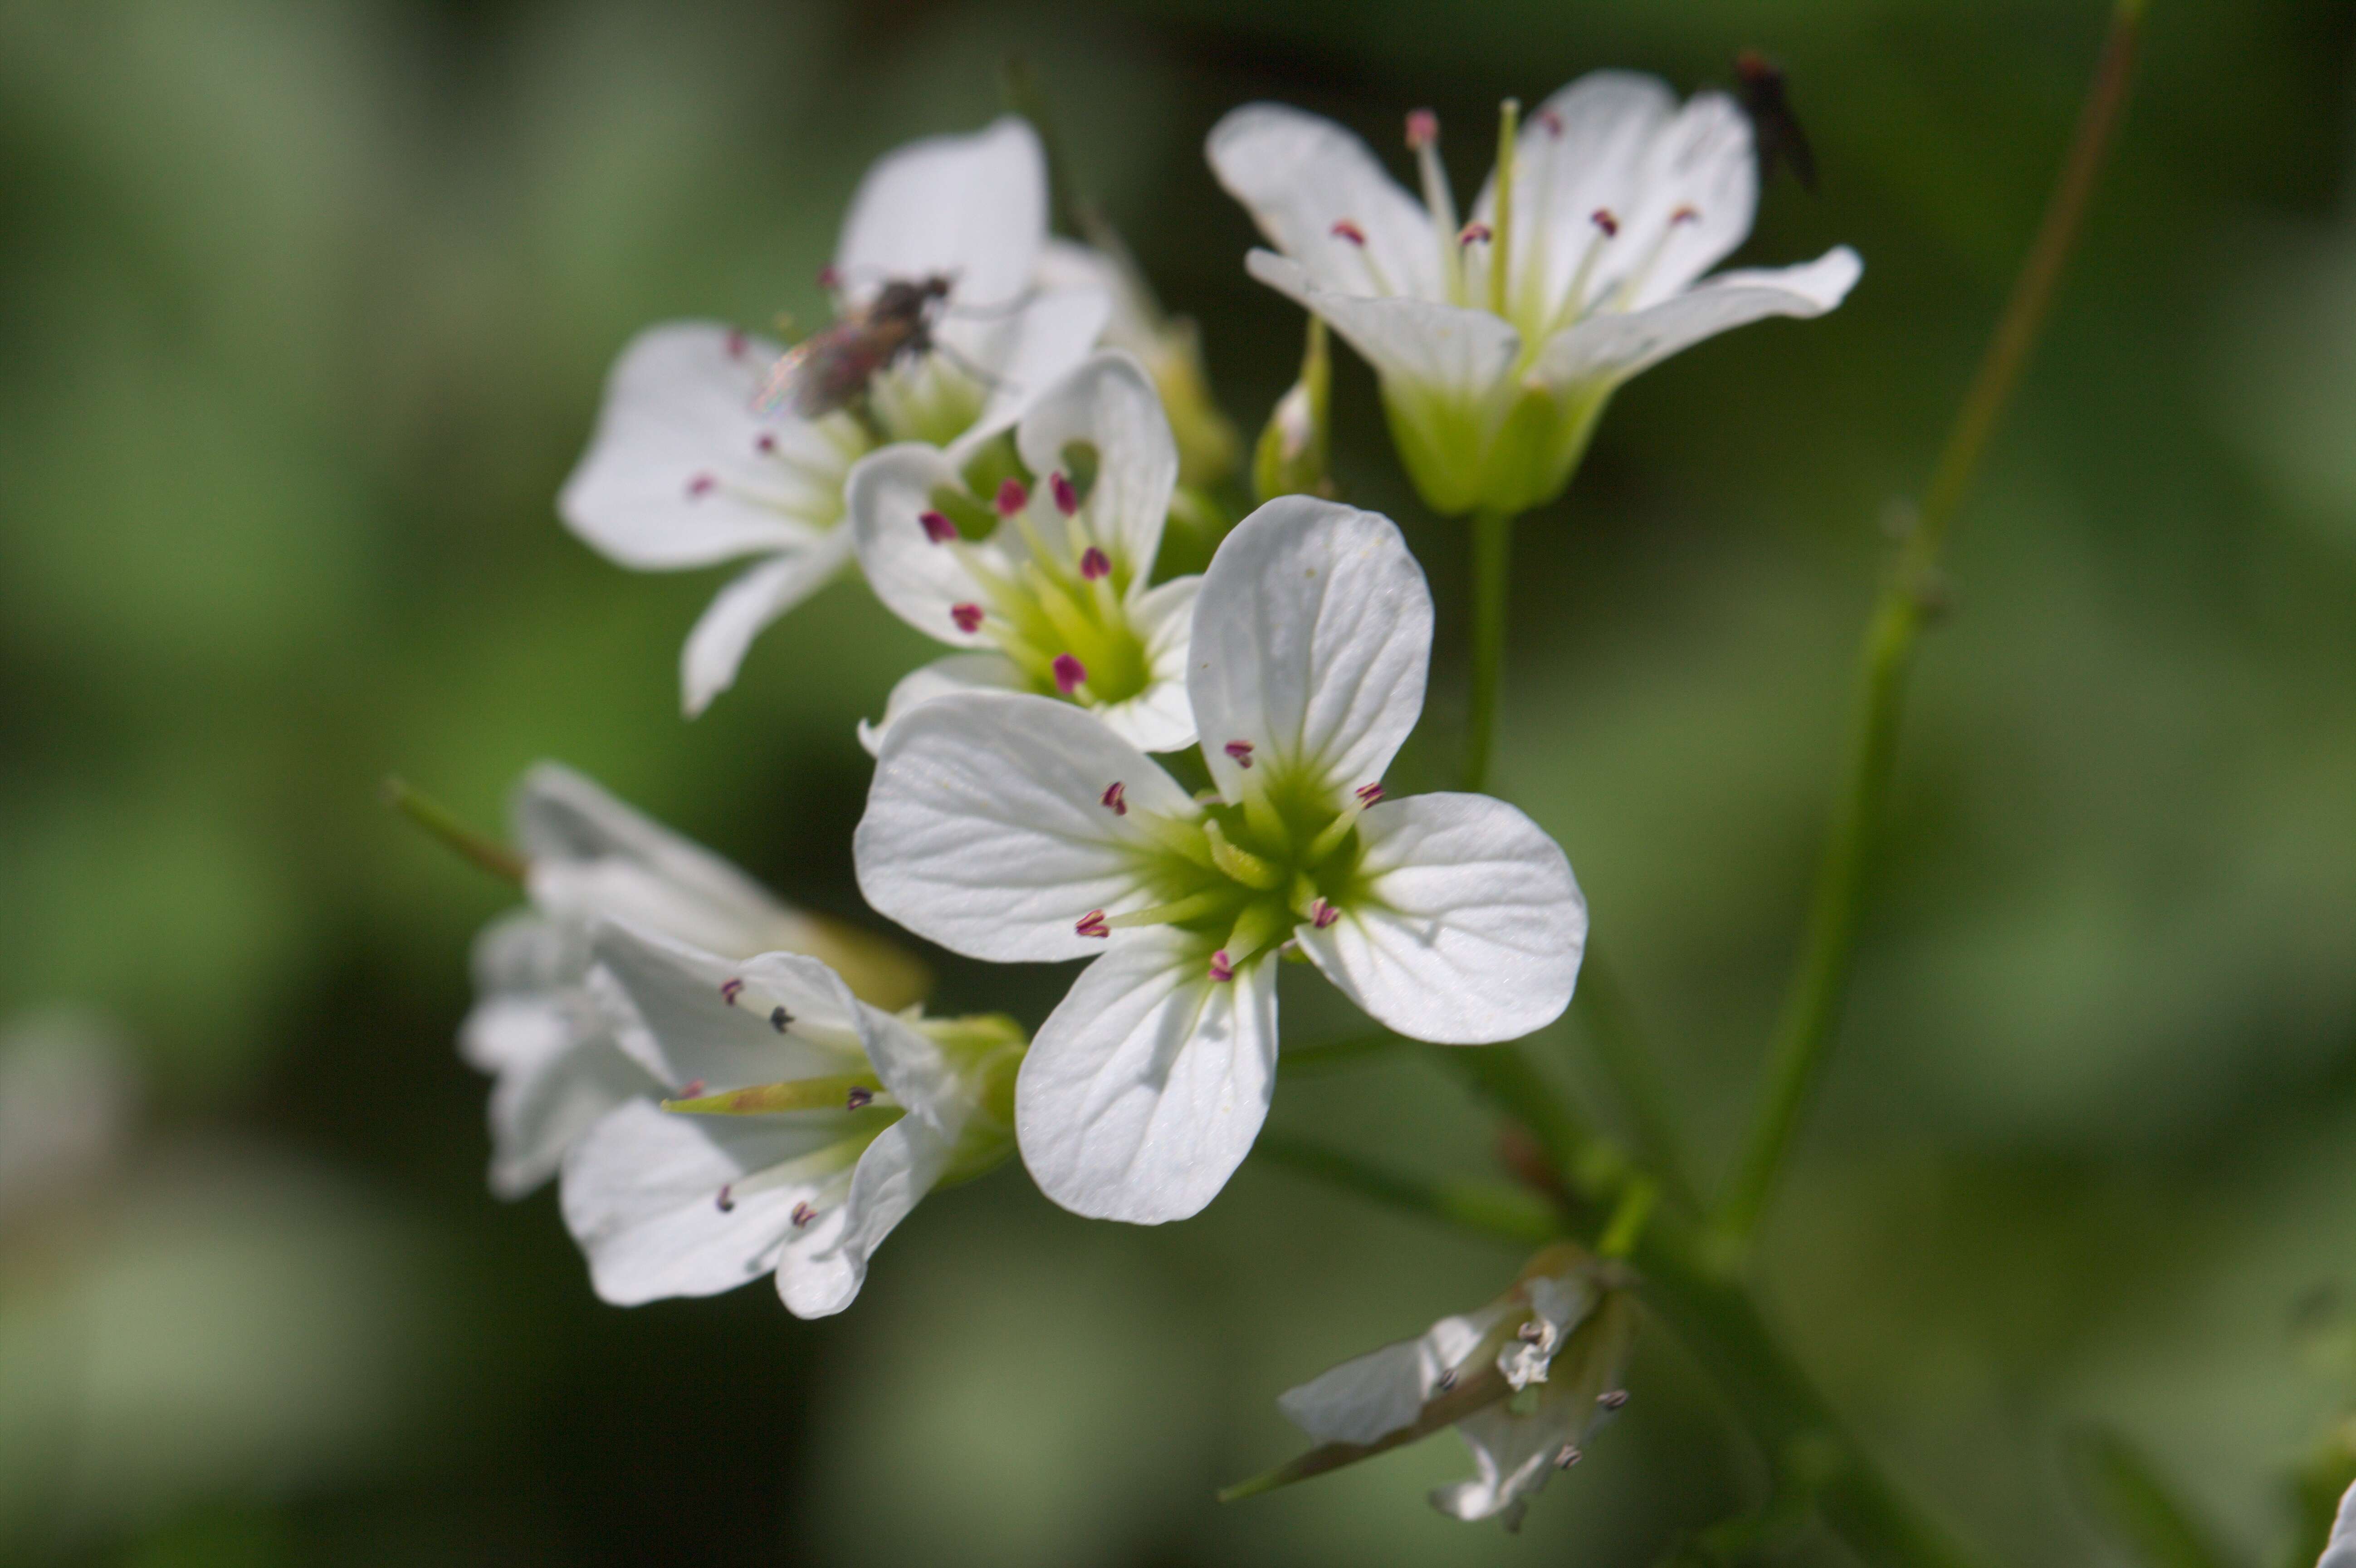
[1117,776,1376,960]
[663,1074,888,1115]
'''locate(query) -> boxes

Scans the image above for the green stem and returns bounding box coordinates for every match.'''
[1251,1132,1562,1245]
[1463,507,1517,793]
[1714,0,2148,1242]
[384,777,524,884]
[1574,942,1699,1211]
[1274,1030,1403,1078]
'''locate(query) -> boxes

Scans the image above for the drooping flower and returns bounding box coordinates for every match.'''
[848,350,1199,752]
[462,763,927,1197]
[1225,1245,1637,1531]
[560,921,1022,1319]
[854,496,1586,1223]
[1207,73,1862,517]
[559,117,1110,715]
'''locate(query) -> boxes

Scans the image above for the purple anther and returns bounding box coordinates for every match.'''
[1355,782,1384,806]
[994,477,1028,517]
[1590,208,1621,238]
[1208,950,1235,983]
[1330,220,1368,247]
[846,1086,874,1110]
[1458,222,1492,246]
[920,509,958,544]
[1101,781,1128,816]
[790,1202,817,1228]
[1310,899,1339,929]
[716,1185,736,1213]
[679,1080,705,1099]
[1224,740,1255,768]
[951,602,984,634]
[686,473,716,498]
[1052,654,1087,695]
[769,1006,792,1033]
[1079,547,1110,581]
[1050,471,1079,515]
[1405,108,1438,149]
[1075,909,1110,939]
[721,978,746,1006]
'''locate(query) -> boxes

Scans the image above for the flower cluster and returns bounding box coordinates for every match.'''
[437,70,1859,1523]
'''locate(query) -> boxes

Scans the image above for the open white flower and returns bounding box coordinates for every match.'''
[559,117,1110,714]
[561,920,1021,1319]
[854,496,1585,1223]
[849,350,1199,753]
[462,763,927,1197]
[1231,1245,1637,1530]
[1208,73,1862,516]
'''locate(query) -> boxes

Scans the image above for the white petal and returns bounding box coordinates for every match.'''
[1088,575,1199,754]
[558,322,854,569]
[2320,1479,2356,1568]
[1189,497,1432,803]
[473,1004,657,1200]
[1279,1304,1512,1446]
[587,921,871,1089]
[845,442,998,647]
[680,532,857,716]
[1430,1394,1581,1526]
[514,764,806,959]
[1246,251,1518,407]
[1621,91,1758,304]
[1207,103,1441,300]
[1015,929,1278,1223]
[834,116,1046,312]
[560,1098,846,1304]
[1300,793,1584,1045]
[858,651,1032,756]
[780,1114,950,1318]
[465,909,583,1036]
[855,693,1193,963]
[951,285,1115,456]
[1535,247,1862,390]
[1009,352,1177,583]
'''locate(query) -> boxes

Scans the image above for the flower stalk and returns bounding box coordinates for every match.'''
[1714,0,2150,1244]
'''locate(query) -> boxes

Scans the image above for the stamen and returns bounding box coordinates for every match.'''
[1553,1444,1583,1470]
[1075,909,1110,939]
[1329,220,1367,247]
[1224,740,1255,768]
[1436,1368,1459,1392]
[1078,547,1110,580]
[1598,1389,1630,1410]
[790,1201,817,1228]
[995,478,1028,517]
[716,1184,736,1213]
[720,978,746,1006]
[920,509,958,544]
[755,432,777,454]
[1539,108,1564,137]
[1050,472,1079,516]
[1203,819,1285,890]
[1488,98,1520,318]
[1458,222,1492,247]
[1102,888,1242,930]
[727,328,748,359]
[1310,898,1339,929]
[845,1086,874,1110]
[1208,950,1235,983]
[1517,1320,1546,1343]
[950,603,984,634]
[1355,782,1384,806]
[816,265,841,291]
[1052,654,1088,695]
[1101,781,1128,816]
[769,1006,792,1033]
[686,473,716,499]
[1590,209,1620,239]
[679,1080,706,1098]
[1672,205,1701,225]
[1405,108,1438,149]
[1406,109,1462,304]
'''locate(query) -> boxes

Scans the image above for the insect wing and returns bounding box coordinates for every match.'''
[1736,52,1818,193]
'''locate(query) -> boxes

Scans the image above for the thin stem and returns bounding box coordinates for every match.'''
[1574,942,1699,1211]
[1463,507,1517,793]
[384,777,524,884]
[1714,0,2148,1243]
[1250,1132,1561,1245]
[1274,1030,1403,1078]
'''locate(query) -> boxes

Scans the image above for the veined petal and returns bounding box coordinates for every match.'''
[1009,352,1178,586]
[1190,498,1431,803]
[472,1004,657,1199]
[948,285,1114,458]
[1279,1303,1512,1446]
[1621,90,1757,305]
[560,1098,850,1305]
[1246,251,1518,409]
[855,693,1194,963]
[514,764,805,958]
[846,442,999,647]
[834,116,1045,312]
[1431,1292,1636,1526]
[465,908,582,1023]
[780,1114,951,1318]
[1016,928,1278,1223]
[1298,793,1584,1045]
[1090,574,1199,754]
[587,921,870,1090]
[2320,1479,2356,1568]
[1207,103,1441,300]
[558,322,853,569]
[857,651,1031,757]
[681,533,857,716]
[1535,247,1861,390]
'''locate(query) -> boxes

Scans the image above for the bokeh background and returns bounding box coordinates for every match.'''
[3,0,2353,1563]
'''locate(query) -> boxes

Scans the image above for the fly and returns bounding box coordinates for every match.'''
[1736,50,1818,194]
[756,273,955,420]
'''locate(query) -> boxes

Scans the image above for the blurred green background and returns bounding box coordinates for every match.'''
[2,0,2353,1563]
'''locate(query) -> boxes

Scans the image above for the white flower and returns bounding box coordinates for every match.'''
[560,920,1021,1319]
[1207,74,1862,516]
[461,763,927,1197]
[848,350,1199,753]
[1251,1245,1638,1530]
[2322,1481,2356,1568]
[854,496,1586,1223]
[559,117,1111,715]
